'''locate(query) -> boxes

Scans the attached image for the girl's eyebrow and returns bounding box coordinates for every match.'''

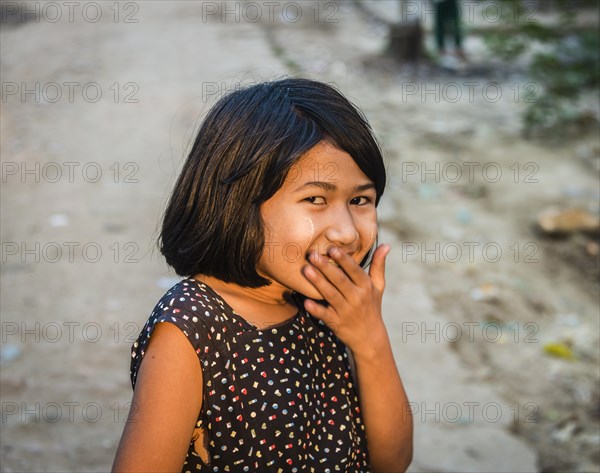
[292,181,376,193]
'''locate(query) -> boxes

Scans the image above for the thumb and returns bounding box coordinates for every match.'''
[369,243,390,292]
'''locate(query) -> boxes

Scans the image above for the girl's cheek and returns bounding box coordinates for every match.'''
[303,217,315,243]
[295,217,315,255]
[293,216,313,237]
[365,221,378,249]
[357,221,378,262]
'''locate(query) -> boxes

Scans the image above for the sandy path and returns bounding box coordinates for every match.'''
[1,1,598,472]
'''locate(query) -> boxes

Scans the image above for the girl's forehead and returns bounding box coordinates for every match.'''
[284,152,372,190]
[292,143,352,173]
[299,140,342,160]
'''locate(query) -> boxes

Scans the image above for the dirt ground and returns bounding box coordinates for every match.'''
[1,1,599,472]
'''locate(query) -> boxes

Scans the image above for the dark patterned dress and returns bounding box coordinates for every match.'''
[130,277,371,473]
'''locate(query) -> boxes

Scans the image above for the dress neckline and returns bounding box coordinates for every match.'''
[186,277,304,331]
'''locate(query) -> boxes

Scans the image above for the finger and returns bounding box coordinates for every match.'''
[303,298,340,333]
[302,262,346,308]
[368,243,390,292]
[326,245,369,286]
[308,251,355,300]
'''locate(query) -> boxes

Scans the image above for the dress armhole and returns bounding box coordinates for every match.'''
[131,309,210,430]
[153,315,203,356]
[130,307,210,392]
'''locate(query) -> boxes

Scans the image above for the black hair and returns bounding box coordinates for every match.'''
[159,77,387,287]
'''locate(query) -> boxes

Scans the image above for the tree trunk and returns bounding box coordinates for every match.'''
[388,21,424,63]
[387,0,425,63]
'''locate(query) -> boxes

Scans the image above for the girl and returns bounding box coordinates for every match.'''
[112,78,413,473]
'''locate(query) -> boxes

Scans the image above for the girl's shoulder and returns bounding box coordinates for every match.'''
[129,278,244,388]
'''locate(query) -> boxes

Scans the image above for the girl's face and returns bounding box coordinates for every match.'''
[258,140,378,301]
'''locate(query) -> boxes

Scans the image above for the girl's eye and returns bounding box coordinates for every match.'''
[304,196,326,205]
[351,196,372,205]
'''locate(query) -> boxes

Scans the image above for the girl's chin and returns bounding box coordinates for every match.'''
[293,281,327,303]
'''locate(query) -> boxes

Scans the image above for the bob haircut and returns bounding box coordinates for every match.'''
[159,77,387,288]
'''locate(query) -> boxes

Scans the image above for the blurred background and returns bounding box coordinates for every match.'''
[1,1,598,472]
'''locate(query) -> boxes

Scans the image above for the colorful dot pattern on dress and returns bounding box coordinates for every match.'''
[130,278,371,472]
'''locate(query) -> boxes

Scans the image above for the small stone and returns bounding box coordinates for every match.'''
[537,207,599,235]
[0,345,22,363]
[469,283,500,303]
[456,208,472,225]
[48,214,69,227]
[585,240,599,256]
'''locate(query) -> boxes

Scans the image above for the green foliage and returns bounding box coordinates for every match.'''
[483,0,599,138]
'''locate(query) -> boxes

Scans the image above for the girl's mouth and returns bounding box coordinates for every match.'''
[304,252,340,267]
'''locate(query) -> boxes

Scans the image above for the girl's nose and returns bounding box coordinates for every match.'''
[325,208,360,248]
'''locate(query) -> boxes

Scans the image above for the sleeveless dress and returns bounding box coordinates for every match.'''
[130,277,371,473]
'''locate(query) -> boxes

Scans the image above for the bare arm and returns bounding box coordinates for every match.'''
[302,244,413,473]
[349,330,413,473]
[112,322,203,473]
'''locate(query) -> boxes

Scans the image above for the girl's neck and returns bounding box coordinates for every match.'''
[192,274,299,325]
